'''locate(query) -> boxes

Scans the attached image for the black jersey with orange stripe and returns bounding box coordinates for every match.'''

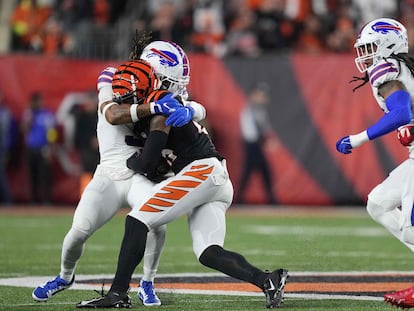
[166,120,223,174]
[145,90,223,174]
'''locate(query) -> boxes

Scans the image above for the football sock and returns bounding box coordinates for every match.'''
[60,227,89,282]
[199,245,266,288]
[142,224,166,282]
[111,215,149,293]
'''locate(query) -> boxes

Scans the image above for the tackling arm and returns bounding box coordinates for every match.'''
[97,66,182,125]
[127,116,171,178]
[99,90,183,125]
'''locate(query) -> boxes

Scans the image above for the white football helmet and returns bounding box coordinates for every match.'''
[140,41,190,98]
[354,18,408,73]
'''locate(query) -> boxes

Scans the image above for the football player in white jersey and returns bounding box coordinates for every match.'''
[76,88,289,309]
[335,18,414,309]
[32,40,206,306]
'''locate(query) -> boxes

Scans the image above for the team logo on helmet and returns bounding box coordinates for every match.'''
[148,48,179,67]
[371,21,402,35]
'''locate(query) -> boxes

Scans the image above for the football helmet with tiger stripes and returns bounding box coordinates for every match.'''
[112,60,160,104]
[140,41,190,98]
[354,18,408,73]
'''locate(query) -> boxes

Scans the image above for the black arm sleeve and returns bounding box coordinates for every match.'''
[127,130,168,176]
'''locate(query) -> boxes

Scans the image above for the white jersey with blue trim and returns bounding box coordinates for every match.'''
[368,58,414,113]
[95,67,139,180]
[368,58,414,155]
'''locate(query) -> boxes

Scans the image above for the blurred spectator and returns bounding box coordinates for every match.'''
[399,0,414,53]
[93,0,110,26]
[325,1,356,53]
[5,0,406,57]
[0,92,17,205]
[225,4,261,57]
[51,0,95,58]
[351,0,398,30]
[10,0,52,52]
[253,0,296,51]
[190,0,226,57]
[294,13,325,54]
[72,92,99,197]
[236,82,277,205]
[285,0,313,24]
[52,0,94,31]
[147,0,180,42]
[32,15,73,54]
[21,92,57,205]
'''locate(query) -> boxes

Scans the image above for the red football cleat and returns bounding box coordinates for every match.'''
[384,286,414,308]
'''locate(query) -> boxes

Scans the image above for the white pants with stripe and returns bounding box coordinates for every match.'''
[128,157,234,258]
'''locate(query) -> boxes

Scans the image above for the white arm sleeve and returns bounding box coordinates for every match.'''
[184,100,206,122]
[97,66,116,105]
[98,85,113,106]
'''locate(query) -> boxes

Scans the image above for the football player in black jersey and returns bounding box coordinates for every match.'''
[77,90,289,309]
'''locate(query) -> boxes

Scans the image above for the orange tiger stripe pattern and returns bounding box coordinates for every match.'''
[140,197,174,212]
[139,164,214,212]
[112,60,158,103]
[168,180,201,188]
[183,165,214,181]
[145,89,170,103]
[155,187,188,200]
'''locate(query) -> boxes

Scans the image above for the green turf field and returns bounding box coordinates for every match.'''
[0,206,412,310]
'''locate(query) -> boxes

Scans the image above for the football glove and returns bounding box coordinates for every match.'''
[336,136,353,154]
[166,105,195,127]
[398,125,414,146]
[150,93,181,116]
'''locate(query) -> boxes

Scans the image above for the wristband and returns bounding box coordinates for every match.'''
[349,130,369,147]
[149,102,156,114]
[130,104,139,122]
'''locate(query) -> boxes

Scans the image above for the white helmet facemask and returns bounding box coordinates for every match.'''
[140,41,190,99]
[354,18,409,73]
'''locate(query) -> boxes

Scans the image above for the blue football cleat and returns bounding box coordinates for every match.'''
[138,280,161,306]
[32,274,75,302]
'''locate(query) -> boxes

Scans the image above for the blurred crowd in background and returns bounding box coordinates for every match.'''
[2,0,414,206]
[6,0,414,60]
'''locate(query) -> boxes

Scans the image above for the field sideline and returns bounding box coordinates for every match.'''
[1,205,413,310]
